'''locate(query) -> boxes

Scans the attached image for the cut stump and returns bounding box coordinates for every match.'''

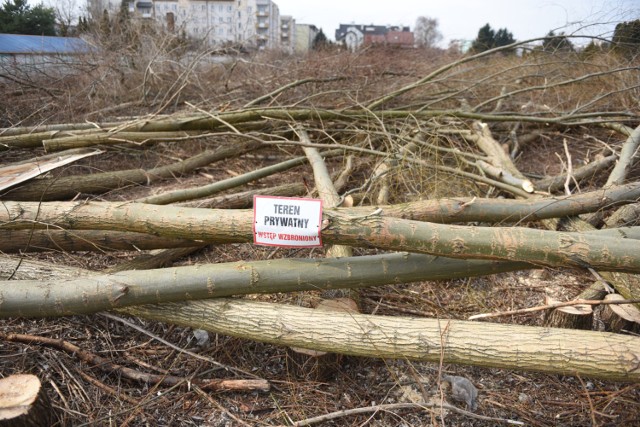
[544,296,593,330]
[600,294,640,334]
[0,374,58,427]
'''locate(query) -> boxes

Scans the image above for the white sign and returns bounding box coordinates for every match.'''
[253,196,323,247]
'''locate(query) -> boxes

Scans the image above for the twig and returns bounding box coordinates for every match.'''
[278,402,524,426]
[77,370,140,405]
[192,384,253,427]
[244,77,346,108]
[469,298,640,320]
[576,374,598,427]
[0,331,270,392]
[99,312,263,380]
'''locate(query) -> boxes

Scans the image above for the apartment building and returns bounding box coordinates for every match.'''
[294,24,318,54]
[88,0,283,50]
[335,24,414,50]
[279,15,295,53]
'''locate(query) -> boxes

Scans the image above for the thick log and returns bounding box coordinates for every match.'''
[124,298,640,382]
[0,256,90,280]
[0,229,201,253]
[605,124,640,187]
[366,182,640,223]
[2,257,637,383]
[535,154,617,193]
[0,253,530,317]
[2,201,639,272]
[3,180,640,228]
[605,203,640,228]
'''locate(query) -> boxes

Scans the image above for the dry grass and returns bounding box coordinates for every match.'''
[1,30,640,426]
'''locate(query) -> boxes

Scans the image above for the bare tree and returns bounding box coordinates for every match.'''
[414,16,443,48]
[45,0,81,36]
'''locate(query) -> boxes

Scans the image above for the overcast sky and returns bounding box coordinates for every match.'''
[275,0,639,45]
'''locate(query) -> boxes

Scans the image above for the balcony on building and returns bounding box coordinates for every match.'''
[136,1,153,18]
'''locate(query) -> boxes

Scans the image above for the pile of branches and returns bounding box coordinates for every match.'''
[1,39,640,424]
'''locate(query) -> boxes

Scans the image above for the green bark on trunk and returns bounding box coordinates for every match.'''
[1,201,638,272]
[0,253,530,317]
[124,299,640,382]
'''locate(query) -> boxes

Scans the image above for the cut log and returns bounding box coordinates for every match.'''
[600,294,640,334]
[124,298,640,382]
[4,201,640,273]
[0,374,58,427]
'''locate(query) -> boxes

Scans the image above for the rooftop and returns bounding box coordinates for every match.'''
[0,33,92,55]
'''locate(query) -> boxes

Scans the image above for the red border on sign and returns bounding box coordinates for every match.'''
[253,195,323,248]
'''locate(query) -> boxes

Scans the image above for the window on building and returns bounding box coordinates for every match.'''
[218,5,222,12]
[248,6,252,13]
[219,28,223,35]
[227,17,231,23]
[219,17,223,23]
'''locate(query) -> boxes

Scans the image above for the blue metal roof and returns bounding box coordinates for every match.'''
[0,33,92,55]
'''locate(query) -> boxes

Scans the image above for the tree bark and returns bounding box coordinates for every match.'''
[123,298,640,382]
[0,229,201,253]
[349,182,640,223]
[535,154,617,193]
[0,252,531,317]
[2,200,639,272]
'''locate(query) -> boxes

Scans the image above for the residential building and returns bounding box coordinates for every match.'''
[335,24,414,50]
[279,15,295,54]
[254,0,280,50]
[87,0,283,50]
[294,23,318,54]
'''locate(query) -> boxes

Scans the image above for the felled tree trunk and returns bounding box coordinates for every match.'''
[0,253,531,317]
[123,298,640,382]
[2,201,639,272]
